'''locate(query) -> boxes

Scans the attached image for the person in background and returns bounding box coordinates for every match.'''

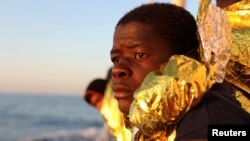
[84,78,107,110]
[110,2,250,141]
[84,78,114,141]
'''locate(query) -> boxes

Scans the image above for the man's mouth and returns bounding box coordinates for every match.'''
[112,83,132,99]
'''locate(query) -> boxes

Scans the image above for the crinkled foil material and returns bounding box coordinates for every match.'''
[128,55,216,139]
[233,87,250,113]
[100,81,132,141]
[197,0,211,24]
[224,1,250,93]
[198,3,232,83]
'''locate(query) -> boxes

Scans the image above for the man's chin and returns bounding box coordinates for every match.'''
[117,99,132,115]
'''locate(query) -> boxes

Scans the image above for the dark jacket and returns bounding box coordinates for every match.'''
[175,81,250,140]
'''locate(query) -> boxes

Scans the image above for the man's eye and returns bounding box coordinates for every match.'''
[111,57,119,63]
[134,53,148,61]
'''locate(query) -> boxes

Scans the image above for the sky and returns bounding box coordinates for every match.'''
[0,0,216,96]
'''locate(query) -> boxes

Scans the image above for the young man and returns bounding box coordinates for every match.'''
[110,3,250,140]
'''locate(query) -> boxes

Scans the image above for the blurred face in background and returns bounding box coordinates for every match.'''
[88,92,103,110]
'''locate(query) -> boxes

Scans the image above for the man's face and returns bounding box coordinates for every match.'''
[110,22,172,114]
[89,93,103,110]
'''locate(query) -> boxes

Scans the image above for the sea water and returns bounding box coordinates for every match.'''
[0,94,104,141]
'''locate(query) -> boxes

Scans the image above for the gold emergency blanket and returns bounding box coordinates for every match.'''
[224,0,250,94]
[100,81,132,141]
[197,2,232,83]
[129,55,216,140]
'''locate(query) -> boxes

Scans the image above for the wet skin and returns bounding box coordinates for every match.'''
[110,22,173,114]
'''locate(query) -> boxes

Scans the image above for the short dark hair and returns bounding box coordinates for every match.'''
[84,79,107,104]
[116,3,199,55]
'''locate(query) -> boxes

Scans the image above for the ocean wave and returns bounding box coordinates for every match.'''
[0,95,105,141]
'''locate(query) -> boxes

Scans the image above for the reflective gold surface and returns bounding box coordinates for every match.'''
[129,55,216,140]
[197,0,211,23]
[198,3,232,83]
[233,86,250,113]
[100,81,132,141]
[225,1,250,93]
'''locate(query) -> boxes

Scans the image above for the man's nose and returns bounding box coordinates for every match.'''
[112,62,132,79]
